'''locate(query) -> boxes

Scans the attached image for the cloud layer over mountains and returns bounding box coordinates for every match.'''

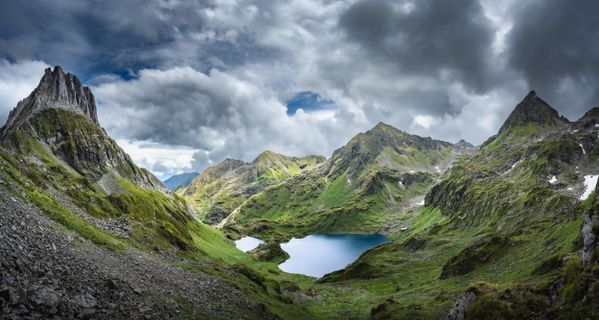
[0,0,597,178]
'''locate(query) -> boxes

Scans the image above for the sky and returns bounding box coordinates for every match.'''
[0,0,598,180]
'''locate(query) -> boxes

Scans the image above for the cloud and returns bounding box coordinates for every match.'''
[506,0,599,118]
[1,1,598,175]
[93,67,352,172]
[115,139,198,180]
[339,0,496,93]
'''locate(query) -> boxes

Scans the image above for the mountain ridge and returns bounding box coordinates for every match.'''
[1,66,99,139]
[182,151,326,224]
[499,90,569,134]
[1,66,598,319]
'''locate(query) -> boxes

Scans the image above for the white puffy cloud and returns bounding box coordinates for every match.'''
[115,139,198,180]
[93,67,354,172]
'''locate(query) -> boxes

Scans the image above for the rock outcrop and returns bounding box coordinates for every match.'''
[1,66,99,139]
[0,66,164,190]
[582,213,598,267]
[446,292,476,320]
[498,90,569,134]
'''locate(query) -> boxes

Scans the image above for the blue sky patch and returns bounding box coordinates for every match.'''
[286,91,335,116]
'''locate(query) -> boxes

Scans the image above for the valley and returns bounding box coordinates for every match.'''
[1,67,598,319]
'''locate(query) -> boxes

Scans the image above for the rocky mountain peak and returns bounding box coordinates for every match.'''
[574,107,599,128]
[499,90,568,134]
[371,121,403,134]
[1,66,99,137]
[454,139,474,150]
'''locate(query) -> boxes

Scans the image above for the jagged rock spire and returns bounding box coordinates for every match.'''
[1,66,99,137]
[499,90,569,133]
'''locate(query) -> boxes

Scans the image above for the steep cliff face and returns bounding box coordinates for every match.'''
[0,66,202,252]
[0,66,164,191]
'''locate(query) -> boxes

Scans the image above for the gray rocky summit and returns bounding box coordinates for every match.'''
[1,66,99,138]
[499,90,569,133]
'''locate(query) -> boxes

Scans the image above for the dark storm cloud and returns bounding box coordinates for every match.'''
[507,0,599,118]
[0,0,276,78]
[339,0,496,93]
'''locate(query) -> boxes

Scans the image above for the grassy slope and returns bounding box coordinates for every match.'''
[4,108,598,319]
[291,122,598,319]
[0,110,314,319]
[226,126,455,241]
[183,152,325,224]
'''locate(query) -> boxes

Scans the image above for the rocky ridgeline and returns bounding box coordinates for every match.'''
[1,66,99,139]
[0,66,164,190]
[498,90,569,134]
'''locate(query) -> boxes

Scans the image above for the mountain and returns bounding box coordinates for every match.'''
[324,92,599,319]
[3,72,598,320]
[163,172,199,190]
[224,122,460,240]
[0,67,299,319]
[1,66,99,137]
[0,66,164,191]
[182,152,325,224]
[498,90,569,134]
[454,139,474,150]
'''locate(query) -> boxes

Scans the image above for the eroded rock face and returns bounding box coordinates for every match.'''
[582,213,598,267]
[446,292,476,320]
[1,66,99,138]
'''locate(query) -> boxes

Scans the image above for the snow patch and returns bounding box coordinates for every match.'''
[435,166,441,173]
[580,175,599,201]
[579,143,586,155]
[549,176,558,184]
[504,160,522,175]
[417,200,425,206]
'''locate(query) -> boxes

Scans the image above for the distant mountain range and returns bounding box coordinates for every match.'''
[163,172,199,190]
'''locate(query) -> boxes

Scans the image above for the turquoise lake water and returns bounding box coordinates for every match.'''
[278,234,389,278]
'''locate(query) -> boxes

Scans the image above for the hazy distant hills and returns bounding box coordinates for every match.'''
[163,172,199,190]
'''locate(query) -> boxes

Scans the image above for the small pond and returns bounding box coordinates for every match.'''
[278,234,389,278]
[235,236,264,252]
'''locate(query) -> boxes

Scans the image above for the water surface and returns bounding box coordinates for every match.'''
[278,234,389,278]
[235,236,263,252]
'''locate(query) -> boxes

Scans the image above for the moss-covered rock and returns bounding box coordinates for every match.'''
[249,242,289,263]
